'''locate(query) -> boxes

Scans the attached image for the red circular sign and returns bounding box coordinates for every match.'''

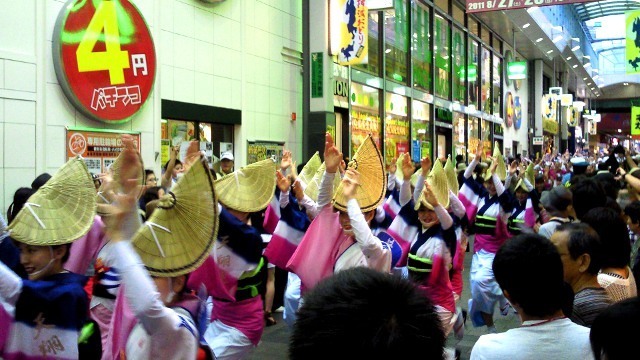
[53,0,156,123]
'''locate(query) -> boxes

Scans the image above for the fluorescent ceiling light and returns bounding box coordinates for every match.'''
[567,56,572,61]
[624,82,629,85]
[618,129,622,133]
[572,64,578,68]
[536,38,543,43]
[547,49,554,54]
[584,62,591,68]
[552,35,563,43]
[583,77,588,80]
[523,23,530,29]
[385,48,391,53]
[587,83,592,85]
[571,45,580,51]
[583,55,590,59]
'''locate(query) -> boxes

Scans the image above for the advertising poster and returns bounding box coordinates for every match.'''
[330,0,368,65]
[247,141,284,165]
[66,127,141,176]
[351,111,381,156]
[52,0,156,123]
[384,118,410,164]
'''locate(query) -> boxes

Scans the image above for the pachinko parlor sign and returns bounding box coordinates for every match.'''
[53,0,156,123]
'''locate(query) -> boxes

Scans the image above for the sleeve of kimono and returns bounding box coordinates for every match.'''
[387,173,397,191]
[448,190,466,220]
[493,174,506,196]
[0,260,22,306]
[399,178,412,207]
[279,190,290,208]
[298,195,320,220]
[413,174,425,203]
[111,241,189,338]
[317,171,336,209]
[347,199,388,264]
[464,158,480,179]
[434,204,453,230]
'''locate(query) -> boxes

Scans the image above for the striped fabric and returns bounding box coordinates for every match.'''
[263,193,311,269]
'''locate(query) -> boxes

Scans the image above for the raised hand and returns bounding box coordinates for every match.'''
[324,132,342,173]
[475,142,483,161]
[508,160,518,176]
[401,153,414,180]
[386,157,398,174]
[276,170,291,193]
[488,156,498,173]
[280,150,292,171]
[420,156,432,176]
[341,169,360,199]
[423,182,439,207]
[291,179,304,201]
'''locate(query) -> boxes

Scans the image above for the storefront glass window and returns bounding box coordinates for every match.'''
[481,46,491,113]
[385,92,410,164]
[468,40,479,109]
[351,83,382,156]
[492,54,502,117]
[452,27,465,104]
[384,0,408,84]
[161,120,233,170]
[411,1,431,93]
[434,13,450,99]
[453,112,466,161]
[468,116,480,160]
[353,11,380,76]
[412,100,432,161]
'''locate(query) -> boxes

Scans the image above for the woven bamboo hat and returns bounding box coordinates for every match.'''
[483,143,507,181]
[444,155,459,196]
[131,160,219,277]
[7,157,97,245]
[297,152,321,189]
[415,158,450,211]
[215,158,276,213]
[332,135,386,212]
[96,148,145,207]
[303,162,342,202]
[516,162,535,192]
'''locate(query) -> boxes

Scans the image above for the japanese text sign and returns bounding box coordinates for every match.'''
[66,127,141,176]
[53,0,156,123]
[466,0,597,14]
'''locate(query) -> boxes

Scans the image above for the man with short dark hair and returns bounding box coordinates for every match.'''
[470,233,594,360]
[290,267,446,359]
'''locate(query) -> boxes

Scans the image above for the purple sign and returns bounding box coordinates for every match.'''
[466,0,597,14]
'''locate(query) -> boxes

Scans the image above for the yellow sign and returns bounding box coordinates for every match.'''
[627,10,640,74]
[543,119,559,134]
[541,95,556,122]
[330,0,368,65]
[632,106,640,135]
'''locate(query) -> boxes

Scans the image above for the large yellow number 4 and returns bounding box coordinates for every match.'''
[76,0,130,85]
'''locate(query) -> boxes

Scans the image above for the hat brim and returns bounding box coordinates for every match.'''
[8,157,97,245]
[215,159,277,213]
[132,160,219,277]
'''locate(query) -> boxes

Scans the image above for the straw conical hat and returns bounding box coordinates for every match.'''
[444,155,459,196]
[132,160,219,277]
[332,135,386,212]
[415,159,450,211]
[96,148,145,207]
[491,143,507,181]
[215,158,276,213]
[7,157,97,245]
[303,162,342,202]
[516,162,536,192]
[297,152,321,189]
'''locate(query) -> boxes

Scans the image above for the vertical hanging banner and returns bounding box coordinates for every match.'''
[53,0,157,123]
[626,10,640,74]
[631,106,640,136]
[330,0,368,65]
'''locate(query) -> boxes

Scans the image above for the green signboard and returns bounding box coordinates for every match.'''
[507,61,527,80]
[311,52,323,98]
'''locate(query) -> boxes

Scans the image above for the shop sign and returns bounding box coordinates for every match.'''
[247,141,284,165]
[312,52,324,98]
[533,136,544,146]
[334,79,349,97]
[465,0,597,14]
[631,106,640,136]
[330,0,368,65]
[542,119,559,134]
[627,11,640,74]
[506,61,527,80]
[53,0,156,123]
[66,127,140,176]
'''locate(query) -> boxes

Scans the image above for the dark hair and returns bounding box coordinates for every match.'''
[624,201,640,224]
[570,177,607,220]
[581,207,631,269]
[290,267,446,359]
[593,172,620,201]
[555,223,603,275]
[31,173,52,190]
[143,186,164,206]
[54,243,72,264]
[163,159,182,171]
[493,233,566,317]
[455,154,464,163]
[145,169,155,179]
[297,162,306,175]
[7,187,36,224]
[590,297,640,360]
